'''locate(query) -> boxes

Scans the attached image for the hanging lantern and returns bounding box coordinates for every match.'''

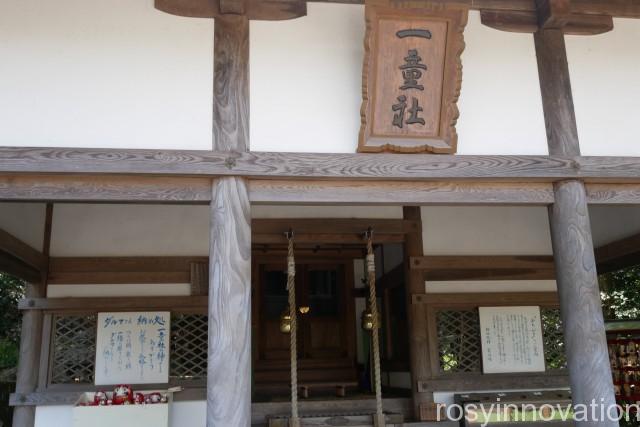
[280,307,292,334]
[361,307,380,331]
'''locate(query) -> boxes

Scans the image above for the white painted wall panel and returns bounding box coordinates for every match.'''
[421,206,553,255]
[0,202,47,251]
[35,401,206,427]
[567,19,640,156]
[251,4,364,153]
[1,2,638,155]
[0,0,213,150]
[252,205,403,219]
[456,12,548,155]
[50,204,210,257]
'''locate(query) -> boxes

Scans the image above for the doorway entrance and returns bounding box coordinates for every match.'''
[253,257,358,397]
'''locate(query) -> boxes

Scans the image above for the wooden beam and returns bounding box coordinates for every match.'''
[535,30,581,156]
[595,232,640,274]
[47,257,204,285]
[155,0,306,21]
[252,218,416,234]
[411,255,555,270]
[5,149,640,183]
[310,0,640,19]
[536,0,571,28]
[413,292,559,306]
[17,296,208,311]
[0,175,212,203]
[0,253,41,283]
[253,232,403,244]
[411,255,556,281]
[536,26,618,426]
[0,228,46,272]
[481,10,613,35]
[249,180,555,205]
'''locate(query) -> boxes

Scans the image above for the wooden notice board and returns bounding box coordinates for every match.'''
[479,306,546,374]
[359,2,468,153]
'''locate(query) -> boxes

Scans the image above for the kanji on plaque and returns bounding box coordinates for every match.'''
[359,2,468,153]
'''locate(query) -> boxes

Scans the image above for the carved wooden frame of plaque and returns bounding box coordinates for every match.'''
[358,3,468,153]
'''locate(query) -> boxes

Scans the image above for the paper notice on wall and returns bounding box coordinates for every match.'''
[95,312,170,385]
[479,306,545,374]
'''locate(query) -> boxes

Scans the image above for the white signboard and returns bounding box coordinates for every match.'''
[479,306,545,374]
[95,312,170,386]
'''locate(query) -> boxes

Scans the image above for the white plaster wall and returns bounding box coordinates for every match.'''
[2,2,638,155]
[50,204,210,257]
[0,0,213,150]
[590,205,640,247]
[0,202,47,251]
[35,401,206,427]
[421,206,553,256]
[567,19,640,156]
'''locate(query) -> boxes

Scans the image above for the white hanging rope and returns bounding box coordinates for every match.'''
[286,230,300,427]
[366,228,385,427]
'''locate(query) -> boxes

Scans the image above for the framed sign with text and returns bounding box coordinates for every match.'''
[359,2,467,153]
[479,306,546,374]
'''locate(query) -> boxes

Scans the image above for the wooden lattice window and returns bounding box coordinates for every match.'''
[50,315,97,384]
[48,312,208,385]
[541,308,567,370]
[436,309,482,373]
[170,313,208,381]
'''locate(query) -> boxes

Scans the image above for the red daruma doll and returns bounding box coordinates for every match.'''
[113,385,133,405]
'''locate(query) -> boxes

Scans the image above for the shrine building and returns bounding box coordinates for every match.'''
[1,0,640,426]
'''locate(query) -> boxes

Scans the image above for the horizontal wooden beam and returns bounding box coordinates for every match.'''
[0,228,47,272]
[253,218,416,234]
[250,180,555,205]
[417,373,569,392]
[411,255,555,270]
[412,291,560,306]
[311,0,640,19]
[48,257,206,285]
[253,232,403,244]
[0,253,42,283]
[595,232,640,274]
[481,10,613,35]
[4,148,640,183]
[411,255,557,281]
[17,296,208,311]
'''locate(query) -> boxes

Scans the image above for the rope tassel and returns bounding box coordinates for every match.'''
[286,230,300,427]
[366,228,385,427]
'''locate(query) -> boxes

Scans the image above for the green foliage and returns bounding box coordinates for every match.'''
[600,267,640,320]
[0,272,24,370]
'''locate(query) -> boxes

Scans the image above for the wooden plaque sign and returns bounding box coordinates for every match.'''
[359,3,468,153]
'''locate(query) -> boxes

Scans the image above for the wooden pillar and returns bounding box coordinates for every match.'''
[403,206,430,420]
[12,282,44,427]
[207,14,252,427]
[536,28,618,426]
[13,204,51,427]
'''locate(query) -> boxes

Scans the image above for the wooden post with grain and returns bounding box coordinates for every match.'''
[535,22,618,426]
[207,13,252,427]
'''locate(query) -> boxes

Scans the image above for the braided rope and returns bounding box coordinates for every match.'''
[366,230,385,427]
[286,232,300,427]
